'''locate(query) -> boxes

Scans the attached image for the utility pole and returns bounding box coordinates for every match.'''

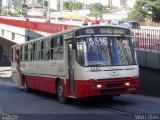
[21,0,22,16]
[47,0,50,22]
[7,0,9,16]
[43,0,44,18]
[81,0,84,19]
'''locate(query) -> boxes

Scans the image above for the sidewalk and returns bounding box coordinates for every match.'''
[0,66,11,77]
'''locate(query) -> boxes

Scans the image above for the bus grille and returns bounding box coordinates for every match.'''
[106,83,123,88]
[100,88,127,94]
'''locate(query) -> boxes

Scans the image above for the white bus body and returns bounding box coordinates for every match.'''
[12,25,140,103]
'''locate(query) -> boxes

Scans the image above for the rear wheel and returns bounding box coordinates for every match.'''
[57,81,67,103]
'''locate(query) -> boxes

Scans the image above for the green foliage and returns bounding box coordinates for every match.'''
[50,9,56,12]
[63,2,69,10]
[22,3,28,9]
[152,1,160,22]
[2,9,13,16]
[63,2,115,17]
[44,0,48,8]
[88,3,108,17]
[63,2,82,11]
[127,0,160,22]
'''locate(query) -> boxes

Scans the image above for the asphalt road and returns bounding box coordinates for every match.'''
[0,67,160,120]
[139,66,160,97]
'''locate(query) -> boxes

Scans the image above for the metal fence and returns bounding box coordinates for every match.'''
[132,29,160,53]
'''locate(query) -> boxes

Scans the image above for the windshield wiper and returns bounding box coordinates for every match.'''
[88,64,106,67]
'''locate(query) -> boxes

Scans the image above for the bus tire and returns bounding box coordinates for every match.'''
[23,79,30,93]
[57,81,67,103]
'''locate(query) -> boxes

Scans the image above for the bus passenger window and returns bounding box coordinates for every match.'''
[76,42,85,66]
[12,47,16,63]
[28,43,32,61]
[32,43,35,60]
[51,36,63,60]
[41,39,51,60]
[22,45,25,62]
[20,46,22,62]
[35,41,41,61]
[24,44,28,61]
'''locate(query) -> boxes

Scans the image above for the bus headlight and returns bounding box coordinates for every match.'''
[97,84,102,88]
[124,82,130,86]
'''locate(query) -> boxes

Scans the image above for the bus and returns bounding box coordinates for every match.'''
[11,25,140,103]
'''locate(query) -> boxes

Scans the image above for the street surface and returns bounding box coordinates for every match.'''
[139,67,160,97]
[0,67,160,120]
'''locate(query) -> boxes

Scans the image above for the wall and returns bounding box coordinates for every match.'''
[136,49,160,70]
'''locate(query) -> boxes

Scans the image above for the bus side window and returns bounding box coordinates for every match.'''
[51,36,63,60]
[35,41,41,61]
[22,45,25,62]
[12,47,16,63]
[24,44,28,61]
[76,41,85,66]
[41,39,50,60]
[28,43,32,61]
[32,42,35,61]
[20,46,22,62]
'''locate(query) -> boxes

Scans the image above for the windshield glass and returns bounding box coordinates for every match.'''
[76,36,136,67]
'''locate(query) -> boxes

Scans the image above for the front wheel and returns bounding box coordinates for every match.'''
[23,79,30,92]
[57,81,67,103]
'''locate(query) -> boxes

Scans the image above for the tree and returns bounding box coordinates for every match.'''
[88,3,108,17]
[63,2,82,11]
[63,2,69,10]
[44,0,48,8]
[127,0,160,22]
[128,0,148,21]
[152,1,160,22]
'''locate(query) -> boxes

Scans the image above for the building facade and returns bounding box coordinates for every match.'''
[63,0,76,2]
[50,0,63,12]
[105,0,136,8]
[2,0,12,8]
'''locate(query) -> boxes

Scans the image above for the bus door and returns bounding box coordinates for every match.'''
[68,42,75,93]
[12,47,18,84]
[15,46,22,85]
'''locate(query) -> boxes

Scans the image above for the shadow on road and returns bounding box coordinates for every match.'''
[139,66,160,97]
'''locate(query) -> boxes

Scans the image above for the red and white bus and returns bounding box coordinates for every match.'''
[11,25,140,103]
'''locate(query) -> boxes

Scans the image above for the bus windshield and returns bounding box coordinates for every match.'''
[76,36,136,67]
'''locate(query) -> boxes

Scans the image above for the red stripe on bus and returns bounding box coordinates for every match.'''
[25,75,140,98]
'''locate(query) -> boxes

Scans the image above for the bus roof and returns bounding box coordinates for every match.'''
[79,24,130,30]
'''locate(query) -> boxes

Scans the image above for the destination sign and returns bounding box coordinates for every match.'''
[75,27,131,36]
